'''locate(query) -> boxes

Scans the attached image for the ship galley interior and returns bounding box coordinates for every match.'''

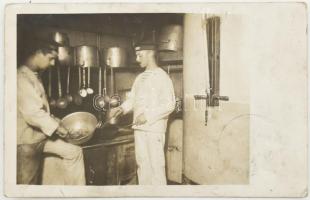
[16,13,250,185]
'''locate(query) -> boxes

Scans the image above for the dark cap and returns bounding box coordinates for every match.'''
[134,42,157,51]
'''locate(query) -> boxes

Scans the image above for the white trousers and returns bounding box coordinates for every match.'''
[41,139,86,185]
[134,130,167,185]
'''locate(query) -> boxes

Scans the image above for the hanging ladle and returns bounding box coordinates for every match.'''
[93,34,105,110]
[103,66,110,104]
[65,65,73,103]
[73,66,83,105]
[48,68,56,108]
[109,67,121,108]
[56,66,68,109]
[86,68,94,94]
[93,67,106,110]
[79,66,88,98]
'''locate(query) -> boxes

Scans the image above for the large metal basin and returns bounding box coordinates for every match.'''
[61,112,98,145]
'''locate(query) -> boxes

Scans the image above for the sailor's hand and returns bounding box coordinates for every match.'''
[51,114,61,123]
[109,107,124,118]
[134,113,147,126]
[54,117,61,123]
[55,124,69,138]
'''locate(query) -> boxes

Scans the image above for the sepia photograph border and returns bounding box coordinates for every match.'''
[4,1,309,198]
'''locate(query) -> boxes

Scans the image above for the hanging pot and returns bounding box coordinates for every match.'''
[158,25,183,52]
[103,47,127,68]
[51,31,69,46]
[105,109,120,125]
[58,46,73,67]
[74,45,100,68]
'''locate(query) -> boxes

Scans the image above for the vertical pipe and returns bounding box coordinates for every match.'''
[212,17,220,106]
[212,18,215,99]
[215,17,221,105]
[211,18,215,104]
[206,16,221,106]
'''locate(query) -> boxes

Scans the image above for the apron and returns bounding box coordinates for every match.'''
[17,140,46,184]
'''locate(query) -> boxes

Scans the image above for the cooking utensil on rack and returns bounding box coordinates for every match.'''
[93,36,105,111]
[93,67,107,111]
[79,67,88,97]
[73,66,83,105]
[110,67,115,95]
[107,67,121,107]
[48,68,56,108]
[56,66,68,109]
[65,65,73,103]
[103,66,110,103]
[86,68,94,94]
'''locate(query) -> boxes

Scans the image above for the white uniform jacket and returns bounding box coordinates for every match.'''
[121,67,176,133]
[17,66,59,145]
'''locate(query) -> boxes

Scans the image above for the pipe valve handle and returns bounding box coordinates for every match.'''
[214,95,229,101]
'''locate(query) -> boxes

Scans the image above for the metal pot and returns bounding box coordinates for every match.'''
[61,112,98,145]
[105,110,120,125]
[74,45,100,68]
[109,95,121,107]
[58,46,73,66]
[103,47,127,68]
[51,31,69,46]
[158,25,183,52]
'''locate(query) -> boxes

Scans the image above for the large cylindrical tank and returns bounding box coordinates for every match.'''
[103,47,127,68]
[58,46,73,66]
[158,25,183,52]
[51,31,70,46]
[74,45,100,68]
